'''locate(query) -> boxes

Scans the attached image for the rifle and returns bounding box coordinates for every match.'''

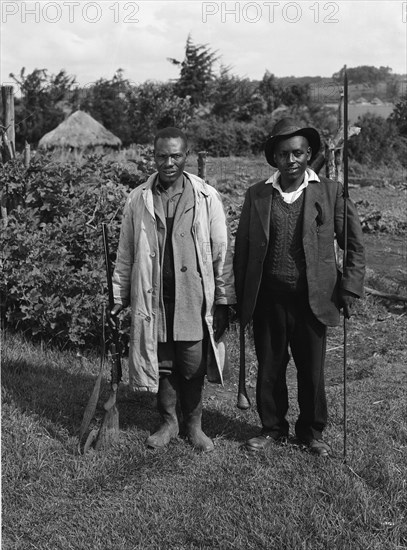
[102,222,122,389]
[94,223,122,450]
[78,223,121,452]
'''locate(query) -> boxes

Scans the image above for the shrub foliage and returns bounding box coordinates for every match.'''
[1,152,147,348]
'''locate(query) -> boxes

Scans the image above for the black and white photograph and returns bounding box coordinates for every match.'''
[1,1,406,548]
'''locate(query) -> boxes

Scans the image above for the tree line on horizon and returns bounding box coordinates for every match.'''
[2,35,406,164]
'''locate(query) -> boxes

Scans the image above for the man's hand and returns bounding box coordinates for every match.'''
[213,305,229,342]
[339,289,358,319]
[107,303,123,329]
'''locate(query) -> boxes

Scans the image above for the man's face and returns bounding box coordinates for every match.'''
[154,137,189,187]
[274,135,311,183]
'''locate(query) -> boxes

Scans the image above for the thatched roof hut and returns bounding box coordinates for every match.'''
[38,110,122,150]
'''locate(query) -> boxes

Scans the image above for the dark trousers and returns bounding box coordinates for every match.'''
[158,301,207,380]
[252,288,327,442]
[158,339,207,379]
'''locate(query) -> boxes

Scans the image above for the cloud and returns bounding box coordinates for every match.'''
[1,0,405,90]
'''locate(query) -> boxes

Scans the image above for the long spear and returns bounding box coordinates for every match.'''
[343,66,349,463]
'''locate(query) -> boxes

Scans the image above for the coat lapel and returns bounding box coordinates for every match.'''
[153,192,166,228]
[303,181,322,235]
[142,173,162,223]
[254,181,274,238]
[173,177,195,231]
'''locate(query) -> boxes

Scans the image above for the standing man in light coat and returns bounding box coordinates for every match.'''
[110,127,236,452]
[234,118,365,457]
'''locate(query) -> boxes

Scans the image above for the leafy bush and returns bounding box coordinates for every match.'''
[348,113,407,168]
[1,151,153,348]
[389,94,407,136]
[188,115,274,157]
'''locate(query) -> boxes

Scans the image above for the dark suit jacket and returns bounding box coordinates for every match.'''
[233,174,365,327]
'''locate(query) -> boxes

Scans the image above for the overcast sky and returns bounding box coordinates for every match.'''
[1,0,406,93]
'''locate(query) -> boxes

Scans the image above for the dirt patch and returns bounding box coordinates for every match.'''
[350,183,407,234]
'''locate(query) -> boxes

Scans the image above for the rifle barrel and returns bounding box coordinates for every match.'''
[102,222,122,385]
[102,223,115,311]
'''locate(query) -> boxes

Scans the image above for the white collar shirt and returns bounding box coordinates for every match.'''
[265,168,320,204]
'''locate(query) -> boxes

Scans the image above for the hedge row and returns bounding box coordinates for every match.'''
[1,153,138,348]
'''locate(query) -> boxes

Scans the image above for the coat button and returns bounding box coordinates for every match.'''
[150,252,156,257]
[181,266,187,272]
[180,232,185,237]
[145,316,151,322]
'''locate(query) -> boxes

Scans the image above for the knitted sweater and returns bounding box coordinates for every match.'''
[263,190,307,292]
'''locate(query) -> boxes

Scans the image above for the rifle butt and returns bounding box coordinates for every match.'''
[94,404,120,451]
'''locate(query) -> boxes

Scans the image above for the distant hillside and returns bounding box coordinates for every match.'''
[275,71,406,104]
[266,73,404,123]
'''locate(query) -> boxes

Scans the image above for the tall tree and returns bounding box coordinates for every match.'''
[332,65,393,85]
[280,83,311,108]
[232,78,267,122]
[168,35,217,105]
[127,81,193,143]
[80,69,133,145]
[8,68,78,148]
[210,65,242,120]
[258,71,283,113]
[206,66,267,122]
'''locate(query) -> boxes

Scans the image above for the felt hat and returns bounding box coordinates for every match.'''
[264,117,321,167]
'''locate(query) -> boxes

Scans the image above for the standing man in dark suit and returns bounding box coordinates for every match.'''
[233,118,365,456]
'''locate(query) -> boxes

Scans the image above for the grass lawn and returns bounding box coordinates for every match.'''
[2,154,407,549]
[2,288,406,549]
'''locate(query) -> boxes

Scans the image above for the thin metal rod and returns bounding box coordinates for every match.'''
[343,316,347,462]
[343,66,349,463]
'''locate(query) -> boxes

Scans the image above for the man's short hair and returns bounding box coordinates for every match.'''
[154,127,188,150]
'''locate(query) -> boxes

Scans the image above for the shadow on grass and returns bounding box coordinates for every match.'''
[117,388,258,444]
[1,350,257,446]
[1,351,113,437]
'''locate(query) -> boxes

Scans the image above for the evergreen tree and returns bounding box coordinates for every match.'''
[258,71,283,113]
[168,35,217,105]
[211,65,242,119]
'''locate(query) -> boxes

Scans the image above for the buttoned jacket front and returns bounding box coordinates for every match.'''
[233,173,365,328]
[113,171,236,392]
[153,177,205,342]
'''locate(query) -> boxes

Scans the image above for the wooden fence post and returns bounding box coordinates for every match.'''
[333,85,345,270]
[24,141,31,168]
[325,138,336,179]
[1,85,16,225]
[335,87,344,184]
[2,85,16,156]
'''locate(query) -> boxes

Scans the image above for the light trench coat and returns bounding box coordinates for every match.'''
[112,171,236,392]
